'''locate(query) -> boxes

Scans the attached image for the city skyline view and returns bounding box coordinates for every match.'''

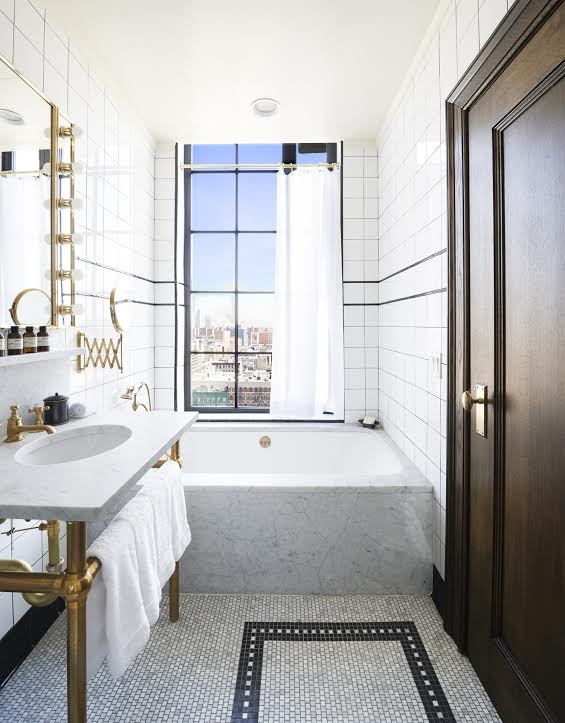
[187,142,333,409]
[188,143,277,408]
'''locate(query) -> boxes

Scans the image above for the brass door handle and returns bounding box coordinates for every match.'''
[461,390,484,412]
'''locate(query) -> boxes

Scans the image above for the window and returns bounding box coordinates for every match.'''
[184,143,337,412]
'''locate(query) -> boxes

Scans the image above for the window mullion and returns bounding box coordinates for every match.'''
[234,143,239,409]
[187,143,284,413]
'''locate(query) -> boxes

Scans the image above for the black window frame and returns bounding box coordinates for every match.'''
[184,142,338,414]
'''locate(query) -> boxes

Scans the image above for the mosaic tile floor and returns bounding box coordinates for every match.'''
[0,594,500,722]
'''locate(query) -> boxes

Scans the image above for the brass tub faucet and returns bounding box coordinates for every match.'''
[4,405,55,443]
[121,382,153,412]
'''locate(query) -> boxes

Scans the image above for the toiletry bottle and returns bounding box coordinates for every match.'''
[23,326,37,354]
[37,326,49,352]
[7,326,23,356]
[0,329,5,357]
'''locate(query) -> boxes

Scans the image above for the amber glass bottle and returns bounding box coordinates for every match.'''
[23,326,37,354]
[37,326,50,352]
[7,326,23,356]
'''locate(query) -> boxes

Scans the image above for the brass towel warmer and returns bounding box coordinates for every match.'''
[0,440,183,722]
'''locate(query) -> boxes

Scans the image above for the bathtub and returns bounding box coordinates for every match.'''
[179,424,433,595]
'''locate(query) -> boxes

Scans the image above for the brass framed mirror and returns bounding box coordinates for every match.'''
[109,287,131,334]
[0,52,81,330]
[9,287,51,326]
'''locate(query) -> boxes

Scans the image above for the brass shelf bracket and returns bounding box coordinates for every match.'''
[76,330,123,372]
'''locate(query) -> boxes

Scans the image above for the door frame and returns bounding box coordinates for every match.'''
[444,0,563,651]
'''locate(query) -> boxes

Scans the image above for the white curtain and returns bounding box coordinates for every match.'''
[270,168,344,419]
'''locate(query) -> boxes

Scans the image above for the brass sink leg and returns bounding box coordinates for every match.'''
[169,439,183,468]
[163,439,183,622]
[0,519,100,722]
[169,561,180,622]
[66,521,88,723]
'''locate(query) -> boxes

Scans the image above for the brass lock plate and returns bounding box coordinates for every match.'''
[475,384,487,437]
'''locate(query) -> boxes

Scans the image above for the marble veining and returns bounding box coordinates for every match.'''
[0,411,198,521]
[181,484,432,595]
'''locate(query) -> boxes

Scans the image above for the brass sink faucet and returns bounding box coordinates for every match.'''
[4,405,55,443]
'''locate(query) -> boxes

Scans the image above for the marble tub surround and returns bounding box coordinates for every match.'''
[0,411,198,521]
[181,484,432,595]
[181,425,432,594]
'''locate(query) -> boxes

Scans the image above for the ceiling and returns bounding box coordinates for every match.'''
[0,60,52,151]
[42,0,440,143]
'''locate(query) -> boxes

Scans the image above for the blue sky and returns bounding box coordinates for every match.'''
[190,143,328,330]
[190,144,277,330]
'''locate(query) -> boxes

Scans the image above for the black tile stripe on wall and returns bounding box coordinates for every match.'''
[342,249,447,285]
[231,620,455,722]
[344,287,447,307]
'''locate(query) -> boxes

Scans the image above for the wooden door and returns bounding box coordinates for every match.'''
[447,2,565,721]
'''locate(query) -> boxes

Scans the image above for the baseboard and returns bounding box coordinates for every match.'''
[0,597,64,688]
[432,565,445,619]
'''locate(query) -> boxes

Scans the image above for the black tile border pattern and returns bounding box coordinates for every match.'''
[231,620,455,722]
[0,598,64,688]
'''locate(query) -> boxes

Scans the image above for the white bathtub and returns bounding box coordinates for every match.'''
[180,424,432,595]
[182,424,428,487]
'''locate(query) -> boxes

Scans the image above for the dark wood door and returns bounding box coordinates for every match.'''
[464,4,565,721]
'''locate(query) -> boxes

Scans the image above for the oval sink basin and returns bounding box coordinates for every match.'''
[14,424,132,466]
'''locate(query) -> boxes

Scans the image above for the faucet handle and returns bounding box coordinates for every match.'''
[8,405,21,422]
[28,405,50,425]
[4,405,23,442]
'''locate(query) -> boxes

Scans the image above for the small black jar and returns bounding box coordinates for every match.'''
[43,393,69,425]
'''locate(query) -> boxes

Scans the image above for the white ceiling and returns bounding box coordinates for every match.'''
[42,0,440,143]
[0,60,52,151]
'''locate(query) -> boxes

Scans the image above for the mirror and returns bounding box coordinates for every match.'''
[110,288,131,333]
[10,288,51,326]
[0,56,54,327]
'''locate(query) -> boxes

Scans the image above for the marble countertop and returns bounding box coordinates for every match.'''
[0,410,198,522]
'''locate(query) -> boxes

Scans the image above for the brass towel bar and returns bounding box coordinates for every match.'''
[0,439,184,722]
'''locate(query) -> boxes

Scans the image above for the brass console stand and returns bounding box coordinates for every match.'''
[0,441,184,722]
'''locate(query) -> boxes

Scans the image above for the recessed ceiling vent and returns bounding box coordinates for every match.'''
[251,98,280,117]
[0,108,24,124]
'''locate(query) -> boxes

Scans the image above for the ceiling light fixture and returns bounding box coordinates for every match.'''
[0,108,24,124]
[251,98,280,118]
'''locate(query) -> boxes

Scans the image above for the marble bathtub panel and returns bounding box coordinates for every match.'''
[181,487,432,595]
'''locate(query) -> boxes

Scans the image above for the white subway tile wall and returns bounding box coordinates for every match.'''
[376,0,513,578]
[342,140,379,423]
[153,144,180,410]
[0,0,156,638]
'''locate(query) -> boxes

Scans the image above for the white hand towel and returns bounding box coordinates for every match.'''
[69,400,96,418]
[87,517,150,679]
[140,461,191,579]
[116,494,161,626]
[86,573,107,681]
[139,470,176,586]
[163,461,191,560]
